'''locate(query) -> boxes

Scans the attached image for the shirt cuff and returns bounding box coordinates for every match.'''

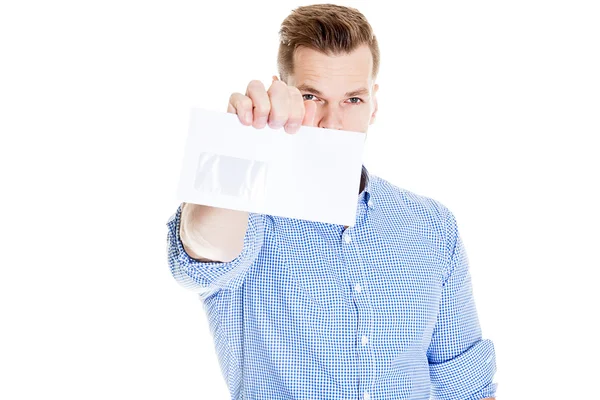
[429,339,497,400]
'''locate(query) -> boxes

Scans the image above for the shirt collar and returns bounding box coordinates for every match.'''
[359,165,373,208]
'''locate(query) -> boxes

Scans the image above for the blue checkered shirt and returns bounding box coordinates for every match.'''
[166,168,497,400]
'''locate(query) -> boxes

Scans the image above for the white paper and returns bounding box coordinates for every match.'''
[177,108,366,226]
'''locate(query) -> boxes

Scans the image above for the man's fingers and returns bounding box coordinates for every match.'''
[267,80,290,130]
[246,80,271,128]
[228,80,315,133]
[302,100,317,127]
[228,92,253,125]
[285,86,304,134]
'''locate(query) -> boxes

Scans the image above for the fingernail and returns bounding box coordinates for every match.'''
[270,121,283,129]
[286,123,298,133]
[245,112,253,125]
[257,116,267,127]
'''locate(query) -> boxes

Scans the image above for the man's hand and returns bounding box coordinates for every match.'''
[227,76,317,134]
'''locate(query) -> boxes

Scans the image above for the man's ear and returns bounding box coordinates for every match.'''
[370,83,379,125]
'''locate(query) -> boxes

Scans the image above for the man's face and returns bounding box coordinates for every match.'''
[286,44,378,134]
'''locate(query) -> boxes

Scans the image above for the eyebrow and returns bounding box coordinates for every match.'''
[296,84,370,98]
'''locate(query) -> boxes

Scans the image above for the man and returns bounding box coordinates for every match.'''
[166,4,497,399]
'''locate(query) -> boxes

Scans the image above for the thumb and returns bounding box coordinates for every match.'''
[302,100,317,127]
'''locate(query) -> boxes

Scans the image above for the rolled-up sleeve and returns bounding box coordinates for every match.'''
[166,203,266,300]
[427,209,498,400]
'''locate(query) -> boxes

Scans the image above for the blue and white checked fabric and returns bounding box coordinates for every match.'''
[166,167,497,400]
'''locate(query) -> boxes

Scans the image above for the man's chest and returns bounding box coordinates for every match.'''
[245,224,446,345]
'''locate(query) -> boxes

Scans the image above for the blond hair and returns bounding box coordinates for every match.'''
[277,4,380,82]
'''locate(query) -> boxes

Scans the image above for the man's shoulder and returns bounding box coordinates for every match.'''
[370,174,451,226]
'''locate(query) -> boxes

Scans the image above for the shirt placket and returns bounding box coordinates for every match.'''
[341,199,376,400]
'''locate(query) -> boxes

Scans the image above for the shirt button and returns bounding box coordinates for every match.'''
[364,392,371,400]
[354,283,362,293]
[344,233,351,244]
[361,335,368,346]
[368,200,373,208]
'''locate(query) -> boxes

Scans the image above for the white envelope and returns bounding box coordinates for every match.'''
[176,108,366,226]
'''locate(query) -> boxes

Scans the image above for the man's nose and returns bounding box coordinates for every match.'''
[318,106,343,130]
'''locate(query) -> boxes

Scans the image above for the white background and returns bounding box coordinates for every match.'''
[1,0,598,399]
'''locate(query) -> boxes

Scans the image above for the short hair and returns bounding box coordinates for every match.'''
[277,4,380,82]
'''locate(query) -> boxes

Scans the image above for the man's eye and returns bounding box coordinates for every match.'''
[302,94,317,101]
[348,97,363,104]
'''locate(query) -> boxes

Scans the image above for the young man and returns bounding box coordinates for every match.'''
[167,4,497,399]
